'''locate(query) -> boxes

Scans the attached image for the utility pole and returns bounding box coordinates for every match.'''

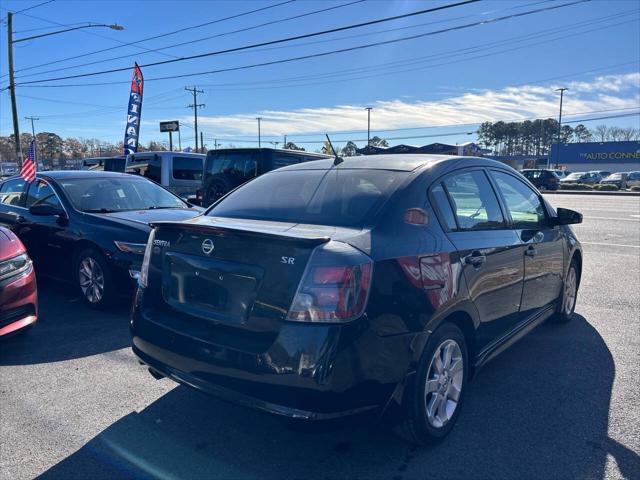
[177,122,182,151]
[365,107,373,146]
[284,135,287,147]
[186,86,205,152]
[200,131,204,153]
[7,13,22,164]
[24,116,39,139]
[214,139,218,150]
[256,117,262,148]
[554,88,568,169]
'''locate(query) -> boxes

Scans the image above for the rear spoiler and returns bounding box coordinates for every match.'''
[150,219,330,246]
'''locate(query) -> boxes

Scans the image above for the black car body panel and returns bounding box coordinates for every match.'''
[131,155,583,420]
[0,171,202,293]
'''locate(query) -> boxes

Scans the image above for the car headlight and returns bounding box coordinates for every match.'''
[114,241,147,255]
[139,228,156,288]
[0,253,31,281]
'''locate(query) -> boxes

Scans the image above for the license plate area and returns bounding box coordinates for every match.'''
[162,252,262,324]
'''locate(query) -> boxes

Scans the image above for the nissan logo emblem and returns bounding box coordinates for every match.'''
[201,238,214,255]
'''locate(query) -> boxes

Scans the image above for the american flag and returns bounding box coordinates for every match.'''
[20,140,36,183]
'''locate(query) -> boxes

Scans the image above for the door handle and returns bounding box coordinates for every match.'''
[525,245,537,257]
[465,250,486,267]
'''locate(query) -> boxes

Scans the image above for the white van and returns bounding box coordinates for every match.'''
[123,151,205,201]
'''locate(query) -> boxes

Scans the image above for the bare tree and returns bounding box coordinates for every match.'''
[593,125,609,142]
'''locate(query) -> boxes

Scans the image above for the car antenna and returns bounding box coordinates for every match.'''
[325,134,343,166]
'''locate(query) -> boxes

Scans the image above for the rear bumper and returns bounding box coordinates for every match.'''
[0,265,38,336]
[131,291,415,419]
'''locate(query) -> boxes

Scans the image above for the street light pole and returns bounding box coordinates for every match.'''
[256,117,262,148]
[555,87,568,169]
[365,107,373,146]
[6,16,125,164]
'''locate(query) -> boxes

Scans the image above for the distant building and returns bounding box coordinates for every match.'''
[356,142,481,156]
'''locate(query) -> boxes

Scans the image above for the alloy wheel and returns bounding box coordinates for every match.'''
[79,256,105,304]
[425,339,464,429]
[563,266,577,316]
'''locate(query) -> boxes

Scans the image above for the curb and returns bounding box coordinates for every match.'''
[543,190,640,196]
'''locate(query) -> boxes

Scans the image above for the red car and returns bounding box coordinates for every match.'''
[0,226,37,336]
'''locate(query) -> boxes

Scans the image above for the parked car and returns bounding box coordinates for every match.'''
[0,171,202,308]
[560,171,602,185]
[520,169,560,191]
[199,148,330,206]
[591,170,611,179]
[626,171,640,188]
[0,226,37,337]
[104,151,206,202]
[132,155,583,444]
[551,169,570,179]
[599,172,628,189]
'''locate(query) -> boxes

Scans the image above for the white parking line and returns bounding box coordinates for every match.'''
[581,241,640,248]
[582,216,640,222]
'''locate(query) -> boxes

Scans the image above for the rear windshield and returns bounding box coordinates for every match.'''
[565,173,585,180]
[207,169,408,227]
[172,156,203,181]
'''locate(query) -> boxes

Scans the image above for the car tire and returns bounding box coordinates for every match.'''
[74,248,114,309]
[551,258,580,323]
[207,177,234,204]
[394,323,468,445]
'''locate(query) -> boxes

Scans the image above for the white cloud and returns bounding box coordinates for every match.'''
[158,73,640,138]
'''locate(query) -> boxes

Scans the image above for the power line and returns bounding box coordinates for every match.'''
[190,12,637,91]
[7,0,296,77]
[12,0,592,88]
[3,0,55,16]
[13,0,367,80]
[13,0,485,85]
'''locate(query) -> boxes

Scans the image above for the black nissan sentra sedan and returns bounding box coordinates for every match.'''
[0,171,202,308]
[131,155,583,444]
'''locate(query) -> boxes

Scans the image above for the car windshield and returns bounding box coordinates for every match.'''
[565,173,585,180]
[207,168,408,227]
[59,176,187,212]
[605,173,623,180]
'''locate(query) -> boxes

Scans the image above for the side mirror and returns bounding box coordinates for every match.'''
[551,207,582,226]
[29,204,63,216]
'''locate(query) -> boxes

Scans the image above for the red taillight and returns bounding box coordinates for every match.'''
[287,242,373,323]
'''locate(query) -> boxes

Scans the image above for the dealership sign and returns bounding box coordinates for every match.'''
[551,141,640,164]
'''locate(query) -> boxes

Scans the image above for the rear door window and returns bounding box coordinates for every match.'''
[0,178,27,207]
[443,170,505,231]
[430,183,457,231]
[172,156,203,181]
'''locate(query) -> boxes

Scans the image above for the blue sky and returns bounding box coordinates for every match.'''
[0,0,638,152]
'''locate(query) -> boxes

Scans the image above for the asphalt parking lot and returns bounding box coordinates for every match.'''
[1,194,638,480]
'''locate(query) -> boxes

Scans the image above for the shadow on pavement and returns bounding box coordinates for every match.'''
[38,315,638,479]
[0,277,132,366]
